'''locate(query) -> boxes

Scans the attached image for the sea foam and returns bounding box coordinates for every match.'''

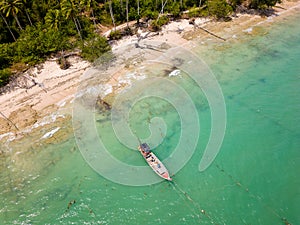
[41,127,60,139]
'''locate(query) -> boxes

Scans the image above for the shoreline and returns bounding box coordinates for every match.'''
[0,0,299,149]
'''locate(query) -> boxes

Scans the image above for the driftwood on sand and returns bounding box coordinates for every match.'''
[0,111,19,131]
[190,19,226,41]
[23,74,47,93]
[135,31,165,52]
[0,73,47,95]
[196,26,226,41]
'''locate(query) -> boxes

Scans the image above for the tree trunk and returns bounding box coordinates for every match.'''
[109,0,116,31]
[14,13,23,30]
[126,0,129,28]
[0,12,16,41]
[207,0,210,16]
[137,0,140,25]
[73,17,82,40]
[91,8,97,29]
[160,0,168,15]
[120,0,123,13]
[76,17,82,31]
[25,8,33,26]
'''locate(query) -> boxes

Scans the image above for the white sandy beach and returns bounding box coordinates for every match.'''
[0,0,299,140]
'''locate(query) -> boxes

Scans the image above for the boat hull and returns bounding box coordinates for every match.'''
[138,144,172,181]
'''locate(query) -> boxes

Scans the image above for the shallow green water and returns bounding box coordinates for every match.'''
[1,12,300,224]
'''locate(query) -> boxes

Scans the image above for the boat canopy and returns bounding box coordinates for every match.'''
[140,143,151,153]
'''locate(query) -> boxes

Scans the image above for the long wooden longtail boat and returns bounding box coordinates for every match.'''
[138,143,172,181]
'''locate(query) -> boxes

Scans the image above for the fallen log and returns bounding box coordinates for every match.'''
[0,111,19,131]
[191,20,226,41]
[198,26,226,41]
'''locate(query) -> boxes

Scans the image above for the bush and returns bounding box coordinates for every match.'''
[0,50,9,70]
[57,57,71,70]
[109,30,122,40]
[81,35,111,62]
[10,62,29,73]
[143,9,159,20]
[250,0,280,9]
[150,16,170,31]
[122,27,134,36]
[188,7,202,18]
[0,68,12,86]
[167,2,181,18]
[157,16,170,27]
[0,43,14,70]
[208,0,233,20]
[13,24,70,65]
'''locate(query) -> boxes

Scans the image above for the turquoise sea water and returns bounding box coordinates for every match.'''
[1,12,300,225]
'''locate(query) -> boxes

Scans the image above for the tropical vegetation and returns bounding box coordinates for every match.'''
[0,0,281,87]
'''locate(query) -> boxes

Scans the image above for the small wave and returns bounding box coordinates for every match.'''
[26,211,40,218]
[15,151,23,155]
[75,86,100,98]
[101,84,113,97]
[169,69,181,77]
[76,84,113,99]
[0,113,65,144]
[0,132,15,141]
[41,127,60,139]
[56,99,67,107]
[243,27,253,33]
[123,72,146,81]
[117,72,146,89]
[32,113,65,129]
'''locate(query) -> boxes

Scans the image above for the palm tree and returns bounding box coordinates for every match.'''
[45,9,61,30]
[21,0,33,26]
[0,11,16,41]
[61,0,82,40]
[80,0,97,29]
[0,0,23,30]
[31,0,52,23]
